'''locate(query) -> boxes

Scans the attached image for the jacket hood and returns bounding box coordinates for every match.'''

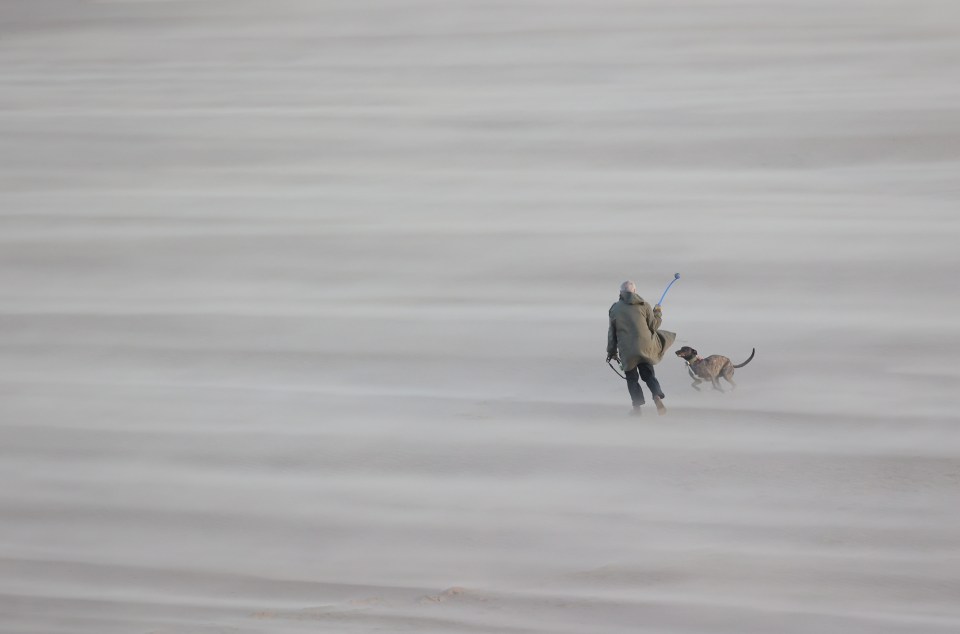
[619,291,646,305]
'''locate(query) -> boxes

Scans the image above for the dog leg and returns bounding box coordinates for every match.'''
[722,369,737,391]
[691,378,703,391]
[711,378,724,392]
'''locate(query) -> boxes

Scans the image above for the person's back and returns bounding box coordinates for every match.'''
[607,280,677,415]
[609,291,662,370]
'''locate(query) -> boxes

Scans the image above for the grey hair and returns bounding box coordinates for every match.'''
[620,280,636,293]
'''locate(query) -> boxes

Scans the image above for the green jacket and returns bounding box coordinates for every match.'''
[607,292,677,370]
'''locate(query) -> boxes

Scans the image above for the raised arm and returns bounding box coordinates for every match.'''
[646,303,663,333]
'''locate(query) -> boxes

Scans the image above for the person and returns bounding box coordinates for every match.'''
[607,280,677,415]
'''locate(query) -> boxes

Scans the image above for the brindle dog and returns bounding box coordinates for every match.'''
[675,346,755,392]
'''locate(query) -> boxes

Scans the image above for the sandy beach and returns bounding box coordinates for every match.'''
[1,1,959,632]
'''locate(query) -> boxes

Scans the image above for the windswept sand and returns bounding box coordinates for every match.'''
[1,1,959,633]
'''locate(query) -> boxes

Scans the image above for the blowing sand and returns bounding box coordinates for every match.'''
[1,1,959,632]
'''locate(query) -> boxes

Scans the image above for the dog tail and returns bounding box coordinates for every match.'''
[733,348,755,368]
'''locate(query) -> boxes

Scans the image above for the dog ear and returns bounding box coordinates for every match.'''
[689,348,698,357]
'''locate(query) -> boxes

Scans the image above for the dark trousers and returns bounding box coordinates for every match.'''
[625,362,663,407]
